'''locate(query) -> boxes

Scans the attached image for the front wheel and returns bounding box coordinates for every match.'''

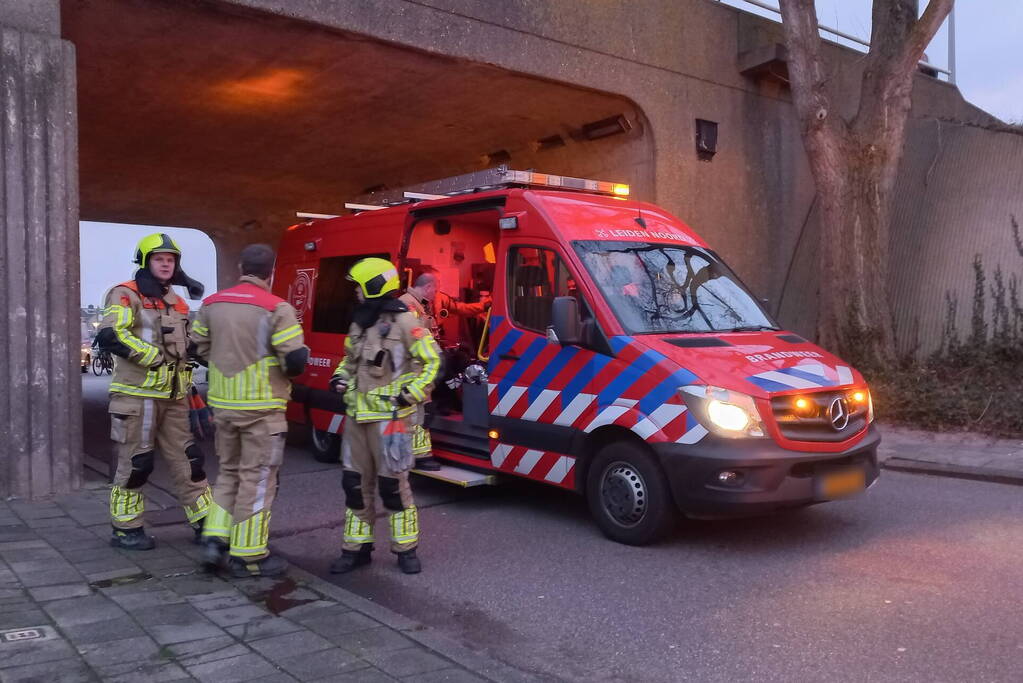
[586,440,676,546]
[92,357,104,376]
[309,424,341,464]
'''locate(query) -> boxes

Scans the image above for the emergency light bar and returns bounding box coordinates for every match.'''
[347,165,630,210]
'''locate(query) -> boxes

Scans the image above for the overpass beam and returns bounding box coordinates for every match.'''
[0,22,81,498]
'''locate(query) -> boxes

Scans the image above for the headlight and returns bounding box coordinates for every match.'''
[680,385,766,438]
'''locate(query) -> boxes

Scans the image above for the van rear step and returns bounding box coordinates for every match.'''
[411,464,497,487]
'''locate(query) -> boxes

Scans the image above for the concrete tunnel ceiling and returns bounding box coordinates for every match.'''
[62,0,650,245]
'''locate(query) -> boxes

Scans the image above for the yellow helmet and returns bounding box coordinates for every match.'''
[348,257,400,299]
[134,233,182,266]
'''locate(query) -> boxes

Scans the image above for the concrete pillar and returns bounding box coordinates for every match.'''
[0,21,81,498]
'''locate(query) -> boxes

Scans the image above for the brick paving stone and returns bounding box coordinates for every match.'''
[4,546,63,561]
[23,515,78,529]
[72,555,139,574]
[162,574,237,597]
[0,657,96,683]
[102,661,190,683]
[248,628,335,664]
[19,567,86,588]
[226,615,306,642]
[9,558,76,574]
[0,587,26,599]
[278,601,349,623]
[204,603,273,627]
[165,634,250,665]
[335,627,415,657]
[109,588,187,610]
[43,594,126,627]
[403,668,489,683]
[59,546,114,563]
[134,602,209,628]
[0,608,50,629]
[308,667,397,683]
[275,647,372,680]
[248,674,300,683]
[133,553,198,572]
[0,528,37,544]
[28,583,94,602]
[365,647,452,678]
[302,611,382,641]
[0,539,48,552]
[0,598,35,612]
[63,615,147,645]
[187,591,252,611]
[9,502,65,519]
[77,634,162,671]
[184,651,279,682]
[0,637,78,668]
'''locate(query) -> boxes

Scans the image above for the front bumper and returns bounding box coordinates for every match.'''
[651,424,880,519]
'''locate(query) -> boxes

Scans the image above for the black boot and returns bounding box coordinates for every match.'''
[329,544,373,574]
[396,549,422,574]
[191,522,204,545]
[200,537,229,570]
[110,526,156,551]
[228,554,288,579]
[415,456,442,472]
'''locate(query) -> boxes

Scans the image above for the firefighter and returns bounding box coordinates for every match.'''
[399,269,490,470]
[96,233,212,550]
[190,244,309,578]
[329,258,441,575]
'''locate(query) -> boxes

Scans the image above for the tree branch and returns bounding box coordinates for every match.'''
[900,0,954,74]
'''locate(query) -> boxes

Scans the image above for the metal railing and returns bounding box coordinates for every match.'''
[719,0,955,83]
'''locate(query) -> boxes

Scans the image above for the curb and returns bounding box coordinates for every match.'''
[881,458,1023,487]
[286,565,540,683]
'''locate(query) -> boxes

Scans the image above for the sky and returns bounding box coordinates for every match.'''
[78,1,1023,306]
[80,222,217,310]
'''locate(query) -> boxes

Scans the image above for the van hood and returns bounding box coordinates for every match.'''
[630,331,864,397]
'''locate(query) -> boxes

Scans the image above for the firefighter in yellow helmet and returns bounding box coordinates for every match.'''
[328,258,441,574]
[96,233,212,550]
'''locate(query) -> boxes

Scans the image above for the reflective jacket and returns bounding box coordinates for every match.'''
[190,276,307,411]
[100,280,192,400]
[331,307,441,423]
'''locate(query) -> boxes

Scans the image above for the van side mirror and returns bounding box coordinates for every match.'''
[549,296,583,345]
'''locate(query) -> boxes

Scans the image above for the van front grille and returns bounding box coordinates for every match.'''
[770,390,868,443]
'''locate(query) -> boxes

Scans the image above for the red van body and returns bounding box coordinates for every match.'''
[274,175,879,544]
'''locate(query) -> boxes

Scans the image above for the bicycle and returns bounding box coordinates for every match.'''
[91,348,114,375]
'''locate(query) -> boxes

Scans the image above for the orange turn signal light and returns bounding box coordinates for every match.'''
[488,430,499,440]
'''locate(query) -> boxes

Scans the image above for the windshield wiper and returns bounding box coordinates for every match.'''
[722,325,779,332]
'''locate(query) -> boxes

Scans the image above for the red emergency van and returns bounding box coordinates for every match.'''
[276,167,879,545]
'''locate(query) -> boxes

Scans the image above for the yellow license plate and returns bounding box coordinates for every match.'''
[818,468,866,500]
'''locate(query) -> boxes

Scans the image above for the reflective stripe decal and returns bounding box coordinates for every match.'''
[109,486,144,523]
[389,506,419,545]
[271,324,302,346]
[229,510,270,558]
[183,486,212,524]
[202,501,232,540]
[343,508,374,544]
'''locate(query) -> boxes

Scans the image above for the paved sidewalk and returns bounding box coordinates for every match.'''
[0,483,532,683]
[877,423,1023,485]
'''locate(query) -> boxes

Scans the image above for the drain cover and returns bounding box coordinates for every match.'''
[1,626,57,644]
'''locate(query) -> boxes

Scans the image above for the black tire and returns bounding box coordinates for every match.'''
[92,357,103,376]
[309,425,341,464]
[586,440,676,546]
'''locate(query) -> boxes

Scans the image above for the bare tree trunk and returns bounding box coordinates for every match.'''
[778,0,953,367]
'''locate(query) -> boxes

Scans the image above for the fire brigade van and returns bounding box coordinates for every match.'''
[276,167,879,545]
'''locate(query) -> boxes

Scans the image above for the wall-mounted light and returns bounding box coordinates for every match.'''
[483,149,512,166]
[581,114,631,140]
[696,119,718,161]
[534,134,567,151]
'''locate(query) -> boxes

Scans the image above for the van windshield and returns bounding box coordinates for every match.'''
[572,241,777,334]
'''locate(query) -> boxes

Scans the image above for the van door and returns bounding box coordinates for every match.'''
[486,242,607,486]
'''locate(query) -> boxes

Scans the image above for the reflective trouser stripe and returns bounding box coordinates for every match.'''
[229,510,270,558]
[110,486,144,523]
[343,508,374,545]
[202,501,232,540]
[389,506,419,545]
[183,486,213,524]
[411,424,431,456]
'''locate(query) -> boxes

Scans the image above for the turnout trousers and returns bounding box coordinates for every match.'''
[341,417,419,553]
[202,411,287,560]
[108,395,212,529]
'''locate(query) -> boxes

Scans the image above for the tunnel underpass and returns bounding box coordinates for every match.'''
[63,0,653,285]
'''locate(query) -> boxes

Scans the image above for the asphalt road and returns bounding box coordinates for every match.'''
[82,374,1023,682]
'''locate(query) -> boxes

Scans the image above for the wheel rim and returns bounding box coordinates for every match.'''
[599,461,648,527]
[310,427,332,452]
